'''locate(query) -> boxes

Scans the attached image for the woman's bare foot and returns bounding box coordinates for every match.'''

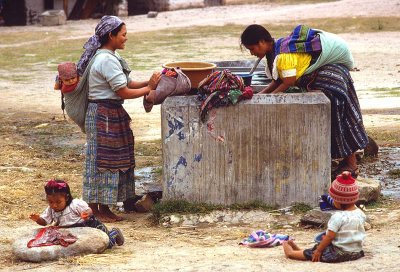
[96,214,117,223]
[89,203,100,217]
[99,204,124,221]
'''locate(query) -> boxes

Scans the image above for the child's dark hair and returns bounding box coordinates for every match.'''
[44,179,73,206]
[338,203,352,210]
[99,23,125,46]
[240,24,275,76]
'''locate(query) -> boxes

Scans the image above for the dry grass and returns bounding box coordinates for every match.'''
[0,112,162,221]
[61,250,133,266]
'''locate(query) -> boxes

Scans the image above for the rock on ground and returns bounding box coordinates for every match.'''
[357,177,382,203]
[12,227,109,262]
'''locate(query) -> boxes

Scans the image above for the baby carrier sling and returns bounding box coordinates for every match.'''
[62,51,131,133]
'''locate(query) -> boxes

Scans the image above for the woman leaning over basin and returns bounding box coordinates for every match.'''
[77,16,161,222]
[240,24,368,179]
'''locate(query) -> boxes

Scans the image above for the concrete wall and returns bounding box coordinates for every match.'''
[152,0,207,11]
[161,94,331,207]
[25,0,44,24]
[25,0,77,24]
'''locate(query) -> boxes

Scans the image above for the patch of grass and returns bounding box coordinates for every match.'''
[365,195,393,209]
[388,169,400,179]
[151,199,276,222]
[151,200,219,222]
[152,166,163,180]
[291,202,313,214]
[366,128,400,147]
[1,17,398,75]
[361,87,400,98]
[135,139,162,157]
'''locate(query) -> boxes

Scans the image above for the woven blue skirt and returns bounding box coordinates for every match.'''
[82,102,135,205]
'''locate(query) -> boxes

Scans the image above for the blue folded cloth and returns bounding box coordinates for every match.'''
[319,194,337,211]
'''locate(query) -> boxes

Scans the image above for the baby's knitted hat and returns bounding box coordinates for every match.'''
[58,62,77,80]
[329,171,359,204]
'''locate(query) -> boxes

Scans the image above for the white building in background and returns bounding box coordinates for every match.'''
[2,0,226,26]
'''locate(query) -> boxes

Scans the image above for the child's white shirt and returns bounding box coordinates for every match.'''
[327,208,366,252]
[40,199,89,227]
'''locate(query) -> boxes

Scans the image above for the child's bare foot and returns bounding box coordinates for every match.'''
[282,241,294,258]
[288,240,300,250]
[145,90,155,104]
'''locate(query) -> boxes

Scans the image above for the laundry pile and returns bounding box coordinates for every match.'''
[197,69,253,122]
[239,230,290,248]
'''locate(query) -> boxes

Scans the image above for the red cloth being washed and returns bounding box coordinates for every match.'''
[241,86,254,100]
[27,226,78,248]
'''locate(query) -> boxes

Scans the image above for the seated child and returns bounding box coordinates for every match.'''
[54,62,79,93]
[29,179,124,248]
[283,171,366,263]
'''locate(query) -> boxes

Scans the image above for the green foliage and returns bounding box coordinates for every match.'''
[135,140,162,157]
[291,202,313,213]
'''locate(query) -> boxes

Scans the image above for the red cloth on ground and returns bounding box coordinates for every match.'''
[27,226,78,248]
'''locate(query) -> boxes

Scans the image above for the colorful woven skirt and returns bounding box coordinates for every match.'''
[83,101,135,205]
[303,243,364,263]
[298,64,368,159]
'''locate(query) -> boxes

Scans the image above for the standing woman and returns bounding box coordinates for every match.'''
[240,24,368,179]
[77,16,161,222]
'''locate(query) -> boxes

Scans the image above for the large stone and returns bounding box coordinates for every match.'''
[300,208,335,228]
[40,10,66,26]
[301,208,371,228]
[357,177,382,203]
[13,227,109,262]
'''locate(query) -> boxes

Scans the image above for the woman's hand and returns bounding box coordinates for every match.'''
[258,80,279,94]
[148,72,161,90]
[271,76,296,94]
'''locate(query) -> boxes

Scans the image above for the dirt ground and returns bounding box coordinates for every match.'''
[0,0,400,271]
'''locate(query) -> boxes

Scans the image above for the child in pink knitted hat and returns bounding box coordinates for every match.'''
[282,171,366,263]
[54,62,79,93]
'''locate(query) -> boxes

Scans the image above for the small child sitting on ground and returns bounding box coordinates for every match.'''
[54,62,79,93]
[283,171,366,263]
[29,179,124,248]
